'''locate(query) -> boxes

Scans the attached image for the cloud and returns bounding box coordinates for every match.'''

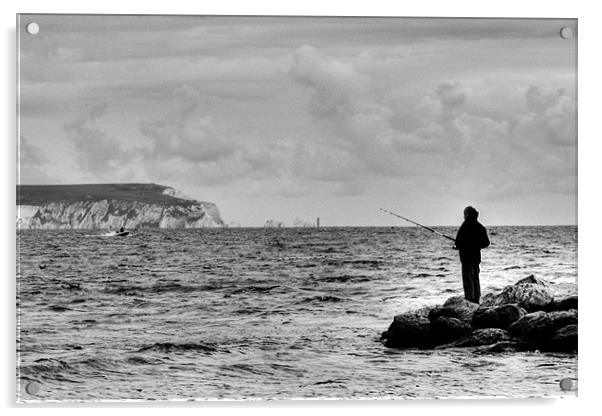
[290,45,374,119]
[291,45,463,179]
[136,85,284,187]
[134,81,365,193]
[436,84,576,198]
[44,44,574,204]
[18,136,52,183]
[436,82,467,110]
[526,85,564,113]
[63,103,133,175]
[520,86,576,147]
[138,85,236,165]
[289,45,576,199]
[290,46,407,177]
[19,135,48,166]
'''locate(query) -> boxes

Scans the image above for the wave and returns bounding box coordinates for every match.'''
[218,363,275,377]
[299,295,347,303]
[314,379,343,385]
[230,285,281,294]
[324,259,382,268]
[345,259,381,266]
[503,265,523,270]
[19,356,127,383]
[48,305,72,312]
[136,342,220,354]
[233,307,265,315]
[104,282,202,295]
[314,274,371,283]
[125,356,166,365]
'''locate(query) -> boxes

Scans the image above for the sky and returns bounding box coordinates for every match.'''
[17,15,577,226]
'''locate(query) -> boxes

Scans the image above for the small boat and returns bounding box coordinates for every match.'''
[104,230,130,237]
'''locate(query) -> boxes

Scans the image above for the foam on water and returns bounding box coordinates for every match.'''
[16,226,577,401]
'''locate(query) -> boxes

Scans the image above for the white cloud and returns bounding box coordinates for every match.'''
[289,45,576,200]
[138,85,236,164]
[63,103,134,175]
[18,136,53,183]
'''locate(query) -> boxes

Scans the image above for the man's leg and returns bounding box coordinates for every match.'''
[461,263,474,301]
[472,264,481,303]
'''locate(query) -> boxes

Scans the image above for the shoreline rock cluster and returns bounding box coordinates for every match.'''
[381,275,577,353]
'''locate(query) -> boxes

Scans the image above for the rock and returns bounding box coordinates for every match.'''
[545,324,577,353]
[440,296,479,322]
[437,328,511,349]
[382,312,430,349]
[479,292,497,306]
[426,316,472,347]
[443,295,478,310]
[515,275,549,286]
[508,309,577,348]
[480,283,554,312]
[548,295,578,312]
[428,306,461,322]
[472,304,526,330]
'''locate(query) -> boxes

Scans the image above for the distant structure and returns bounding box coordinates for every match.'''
[263,218,320,228]
[292,218,314,228]
[264,219,284,228]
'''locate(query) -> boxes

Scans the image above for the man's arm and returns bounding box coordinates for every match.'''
[455,224,465,249]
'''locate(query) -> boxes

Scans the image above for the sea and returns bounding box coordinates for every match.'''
[16,226,578,402]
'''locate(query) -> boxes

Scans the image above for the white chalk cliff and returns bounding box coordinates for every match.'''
[17,183,224,229]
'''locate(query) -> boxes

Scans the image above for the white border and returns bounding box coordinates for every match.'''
[3,0,600,414]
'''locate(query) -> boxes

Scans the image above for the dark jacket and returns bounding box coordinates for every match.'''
[455,219,490,264]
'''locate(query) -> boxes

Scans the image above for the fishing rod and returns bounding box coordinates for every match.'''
[379,208,456,242]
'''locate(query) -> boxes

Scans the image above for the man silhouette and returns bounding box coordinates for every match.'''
[455,206,490,303]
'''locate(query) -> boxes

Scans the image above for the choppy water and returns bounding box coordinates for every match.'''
[16,226,577,401]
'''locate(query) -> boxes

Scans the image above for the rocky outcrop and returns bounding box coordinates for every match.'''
[17,183,225,229]
[381,276,577,353]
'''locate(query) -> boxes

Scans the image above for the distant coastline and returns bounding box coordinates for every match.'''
[16,183,224,229]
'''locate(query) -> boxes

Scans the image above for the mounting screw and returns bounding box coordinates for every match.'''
[560,26,573,39]
[560,378,577,391]
[26,22,40,35]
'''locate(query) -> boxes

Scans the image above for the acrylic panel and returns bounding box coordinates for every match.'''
[16,14,577,402]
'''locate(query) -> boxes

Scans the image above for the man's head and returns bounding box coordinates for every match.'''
[464,206,479,220]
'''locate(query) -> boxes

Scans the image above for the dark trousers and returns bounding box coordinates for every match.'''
[461,262,481,303]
